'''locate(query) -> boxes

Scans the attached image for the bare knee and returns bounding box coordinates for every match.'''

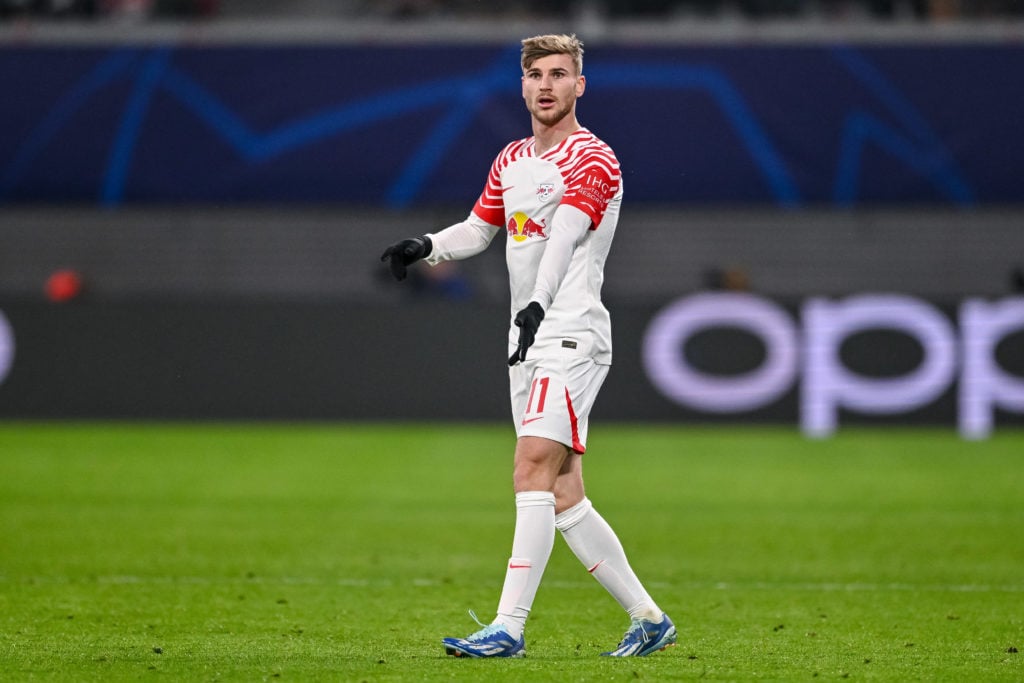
[513,436,570,493]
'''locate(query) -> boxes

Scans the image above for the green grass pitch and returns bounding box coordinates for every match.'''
[1,422,1022,681]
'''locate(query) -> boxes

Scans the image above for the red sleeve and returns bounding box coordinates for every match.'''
[471,142,519,227]
[560,147,620,228]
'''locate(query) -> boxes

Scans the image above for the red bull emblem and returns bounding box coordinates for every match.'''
[507,212,547,243]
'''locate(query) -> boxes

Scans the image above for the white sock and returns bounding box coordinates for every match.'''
[555,497,662,622]
[494,491,556,639]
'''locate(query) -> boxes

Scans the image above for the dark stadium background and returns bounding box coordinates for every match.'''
[1,0,1022,437]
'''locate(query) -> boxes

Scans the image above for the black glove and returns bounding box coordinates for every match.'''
[380,236,432,281]
[508,301,545,366]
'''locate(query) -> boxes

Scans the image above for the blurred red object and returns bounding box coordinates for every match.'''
[45,269,84,303]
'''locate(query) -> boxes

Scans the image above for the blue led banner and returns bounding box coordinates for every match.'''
[2,42,1021,206]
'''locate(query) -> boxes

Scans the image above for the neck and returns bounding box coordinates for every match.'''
[532,117,580,155]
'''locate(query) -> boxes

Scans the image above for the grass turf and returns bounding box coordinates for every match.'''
[0,422,1022,681]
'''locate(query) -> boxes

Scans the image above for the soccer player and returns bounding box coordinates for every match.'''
[380,33,676,659]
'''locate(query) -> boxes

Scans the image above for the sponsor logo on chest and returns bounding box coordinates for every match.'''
[507,212,547,242]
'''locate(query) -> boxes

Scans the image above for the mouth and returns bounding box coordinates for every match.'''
[537,96,556,108]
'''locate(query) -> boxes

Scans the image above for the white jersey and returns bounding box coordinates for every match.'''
[480,129,622,364]
[429,128,622,364]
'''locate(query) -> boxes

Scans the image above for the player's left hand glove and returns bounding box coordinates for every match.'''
[380,236,432,281]
[508,301,545,366]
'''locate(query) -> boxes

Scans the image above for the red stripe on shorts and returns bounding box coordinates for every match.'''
[565,387,584,454]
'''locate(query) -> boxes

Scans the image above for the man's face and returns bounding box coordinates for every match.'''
[521,53,585,128]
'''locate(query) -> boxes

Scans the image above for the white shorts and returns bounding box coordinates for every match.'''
[510,356,609,454]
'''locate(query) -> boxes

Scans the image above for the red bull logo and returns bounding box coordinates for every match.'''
[507,212,547,243]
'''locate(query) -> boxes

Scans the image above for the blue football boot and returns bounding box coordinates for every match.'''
[443,613,525,658]
[601,613,677,657]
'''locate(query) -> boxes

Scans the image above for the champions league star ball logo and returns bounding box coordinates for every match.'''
[507,212,547,243]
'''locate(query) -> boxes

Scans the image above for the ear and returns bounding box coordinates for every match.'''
[576,74,586,97]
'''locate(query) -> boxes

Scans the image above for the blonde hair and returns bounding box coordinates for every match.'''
[520,34,584,75]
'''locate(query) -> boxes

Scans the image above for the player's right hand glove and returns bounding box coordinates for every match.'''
[508,301,545,366]
[380,236,432,281]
